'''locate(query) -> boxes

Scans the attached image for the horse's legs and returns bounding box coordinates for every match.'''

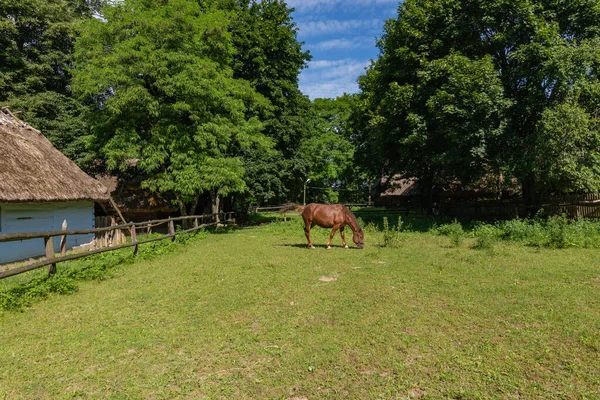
[305,226,315,249]
[304,217,315,249]
[340,227,348,248]
[327,225,340,249]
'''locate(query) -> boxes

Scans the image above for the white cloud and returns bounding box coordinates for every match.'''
[309,37,375,51]
[297,19,381,38]
[300,58,371,99]
[286,0,399,13]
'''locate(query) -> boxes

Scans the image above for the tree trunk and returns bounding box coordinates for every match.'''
[190,193,200,216]
[210,190,220,224]
[177,197,187,216]
[522,175,538,217]
[421,173,435,215]
[177,196,188,229]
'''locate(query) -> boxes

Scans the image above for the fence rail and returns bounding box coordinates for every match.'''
[0,212,235,280]
[253,195,600,220]
[253,203,373,213]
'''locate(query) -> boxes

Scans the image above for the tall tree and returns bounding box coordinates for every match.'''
[0,0,97,167]
[221,0,313,205]
[73,0,272,215]
[356,36,508,209]
[305,95,365,204]
[356,0,600,209]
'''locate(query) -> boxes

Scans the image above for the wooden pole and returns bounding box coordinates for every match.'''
[110,217,116,247]
[60,219,67,256]
[109,197,127,225]
[45,236,56,275]
[130,226,138,255]
[168,219,176,242]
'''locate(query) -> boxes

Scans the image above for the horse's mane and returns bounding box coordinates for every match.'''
[343,205,361,231]
[279,203,304,213]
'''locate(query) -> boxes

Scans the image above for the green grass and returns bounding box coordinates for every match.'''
[1,217,600,398]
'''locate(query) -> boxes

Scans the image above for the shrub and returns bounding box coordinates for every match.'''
[545,214,570,248]
[437,220,464,247]
[472,224,498,251]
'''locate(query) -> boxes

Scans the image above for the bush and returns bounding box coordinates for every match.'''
[472,224,498,251]
[545,214,570,248]
[478,214,600,248]
[437,220,464,247]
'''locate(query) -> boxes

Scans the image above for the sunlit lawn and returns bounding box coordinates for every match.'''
[1,217,599,399]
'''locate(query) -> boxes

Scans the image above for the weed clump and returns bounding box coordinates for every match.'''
[493,214,600,248]
[437,220,465,247]
[472,224,498,251]
[381,216,404,247]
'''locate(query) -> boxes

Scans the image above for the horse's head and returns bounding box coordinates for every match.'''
[353,228,364,249]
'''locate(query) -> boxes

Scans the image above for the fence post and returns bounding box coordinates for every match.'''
[168,218,176,241]
[109,217,116,247]
[60,219,67,256]
[131,225,138,255]
[146,222,152,235]
[45,236,56,275]
[194,218,199,228]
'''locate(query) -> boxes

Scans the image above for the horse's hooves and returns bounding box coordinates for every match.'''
[327,246,331,250]
[344,245,349,249]
[310,246,315,249]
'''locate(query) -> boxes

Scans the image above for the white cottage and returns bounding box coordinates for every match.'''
[0,110,110,264]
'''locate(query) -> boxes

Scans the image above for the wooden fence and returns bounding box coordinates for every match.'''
[430,194,600,220]
[254,194,600,220]
[0,212,235,280]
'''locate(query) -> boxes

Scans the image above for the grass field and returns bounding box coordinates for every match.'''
[1,216,600,399]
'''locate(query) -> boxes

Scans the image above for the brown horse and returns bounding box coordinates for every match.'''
[282,203,364,249]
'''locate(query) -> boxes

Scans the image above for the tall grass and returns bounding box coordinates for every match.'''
[354,211,600,249]
[381,216,404,247]
[436,219,465,247]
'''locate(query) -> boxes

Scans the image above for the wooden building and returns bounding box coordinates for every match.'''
[0,109,110,263]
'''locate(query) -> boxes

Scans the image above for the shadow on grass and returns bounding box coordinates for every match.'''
[0,248,135,312]
[277,243,362,250]
[0,228,238,312]
[246,213,283,225]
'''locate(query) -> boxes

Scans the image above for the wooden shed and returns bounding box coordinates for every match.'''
[0,109,110,264]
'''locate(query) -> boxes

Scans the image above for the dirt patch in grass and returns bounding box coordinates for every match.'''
[318,276,337,282]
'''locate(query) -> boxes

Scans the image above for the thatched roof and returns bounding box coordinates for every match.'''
[0,108,110,203]
[380,177,421,197]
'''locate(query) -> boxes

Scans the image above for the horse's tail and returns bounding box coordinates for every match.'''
[279,203,304,213]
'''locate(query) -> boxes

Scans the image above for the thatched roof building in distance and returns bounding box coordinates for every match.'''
[0,108,110,264]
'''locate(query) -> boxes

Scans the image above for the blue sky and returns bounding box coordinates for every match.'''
[285,0,400,99]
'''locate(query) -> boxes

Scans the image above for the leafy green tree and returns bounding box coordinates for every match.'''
[73,0,271,215]
[536,103,600,194]
[220,0,313,205]
[8,92,95,168]
[357,49,508,209]
[0,0,97,168]
[356,0,600,209]
[305,95,365,203]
